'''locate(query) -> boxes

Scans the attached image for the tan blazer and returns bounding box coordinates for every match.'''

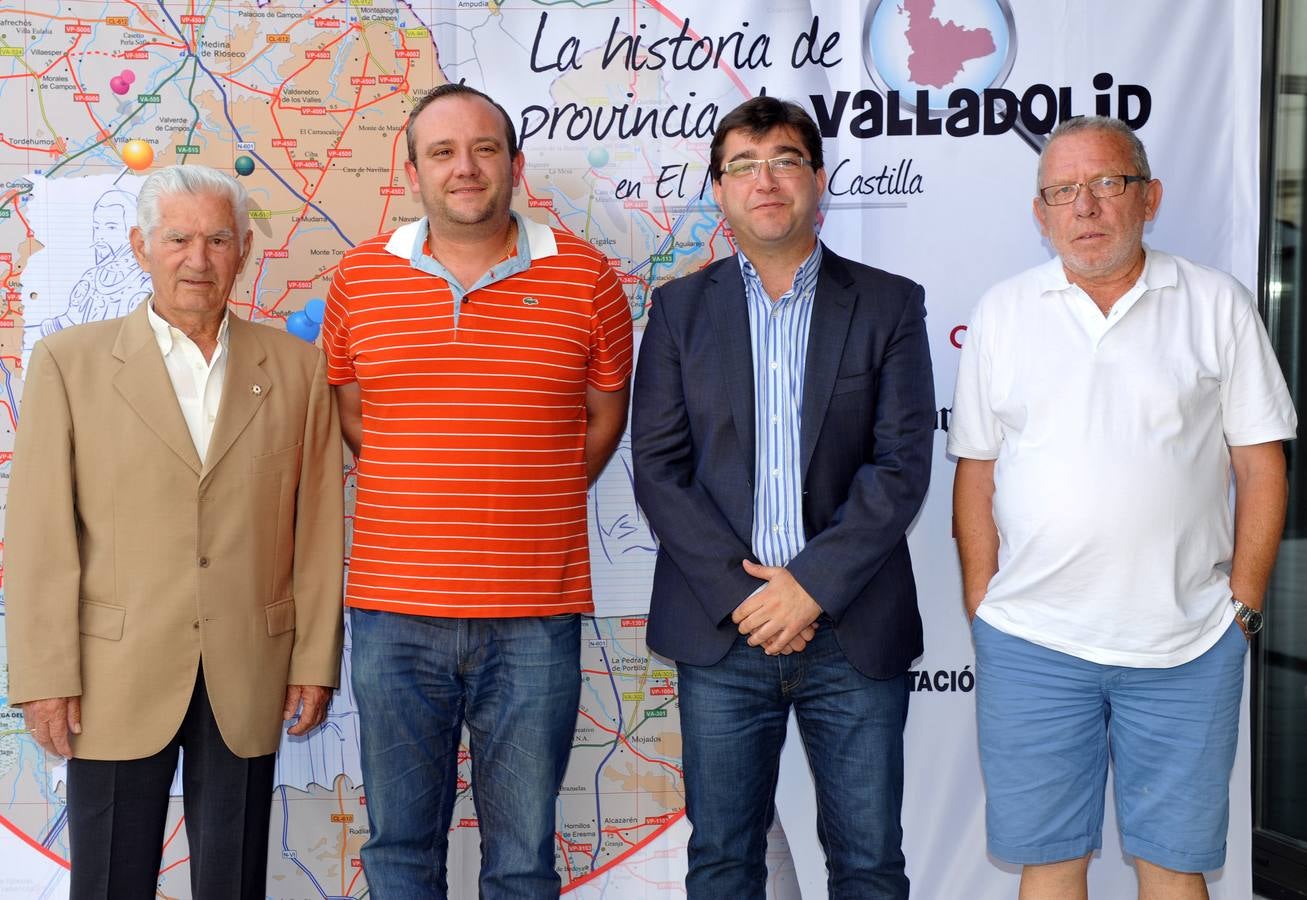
[5,303,344,759]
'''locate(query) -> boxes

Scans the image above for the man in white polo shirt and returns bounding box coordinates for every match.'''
[950,116,1296,899]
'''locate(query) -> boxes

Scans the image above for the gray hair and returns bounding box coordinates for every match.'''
[136,164,251,245]
[1037,116,1151,195]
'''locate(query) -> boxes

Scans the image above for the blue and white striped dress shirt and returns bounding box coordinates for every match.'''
[740,243,822,568]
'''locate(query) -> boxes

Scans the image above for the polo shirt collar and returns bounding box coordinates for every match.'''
[1042,244,1174,296]
[383,212,559,266]
[1043,245,1174,338]
[1138,246,1177,291]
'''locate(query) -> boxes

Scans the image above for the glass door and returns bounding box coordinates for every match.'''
[1255,2,1307,897]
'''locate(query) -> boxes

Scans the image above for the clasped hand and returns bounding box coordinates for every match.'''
[730,560,823,655]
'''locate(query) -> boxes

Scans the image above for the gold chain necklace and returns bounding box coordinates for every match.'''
[500,219,517,262]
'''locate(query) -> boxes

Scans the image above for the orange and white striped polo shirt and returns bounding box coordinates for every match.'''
[322,214,634,617]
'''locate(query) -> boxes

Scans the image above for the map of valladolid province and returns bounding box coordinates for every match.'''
[0,1,738,896]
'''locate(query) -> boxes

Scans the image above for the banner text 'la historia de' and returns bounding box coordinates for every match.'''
[519,11,1152,201]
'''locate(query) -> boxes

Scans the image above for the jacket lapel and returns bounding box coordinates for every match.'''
[111,303,203,476]
[706,262,756,470]
[202,315,269,479]
[800,249,857,479]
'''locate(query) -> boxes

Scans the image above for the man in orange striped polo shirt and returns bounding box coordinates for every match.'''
[321,83,634,899]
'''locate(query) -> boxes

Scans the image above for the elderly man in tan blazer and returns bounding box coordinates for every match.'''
[5,164,344,899]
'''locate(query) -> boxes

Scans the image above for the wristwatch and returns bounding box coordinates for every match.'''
[1232,598,1264,636]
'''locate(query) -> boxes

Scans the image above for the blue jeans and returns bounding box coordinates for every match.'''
[349,607,582,899]
[677,625,911,900]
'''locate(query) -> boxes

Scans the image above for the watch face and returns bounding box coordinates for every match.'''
[1244,607,1264,634]
[1235,600,1265,635]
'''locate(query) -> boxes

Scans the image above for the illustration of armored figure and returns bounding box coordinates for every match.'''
[35,190,153,339]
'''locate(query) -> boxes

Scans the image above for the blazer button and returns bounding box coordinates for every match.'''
[198,556,210,568]
[192,619,200,629]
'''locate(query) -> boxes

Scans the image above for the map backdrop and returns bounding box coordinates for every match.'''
[0,1,1263,897]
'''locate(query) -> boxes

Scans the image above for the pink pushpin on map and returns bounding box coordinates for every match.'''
[110,70,136,95]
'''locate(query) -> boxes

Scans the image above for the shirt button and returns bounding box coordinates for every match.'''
[771,524,781,533]
[771,467,781,477]
[771,415,779,425]
[198,556,210,568]
[769,361,778,370]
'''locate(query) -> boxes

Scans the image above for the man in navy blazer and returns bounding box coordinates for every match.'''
[632,97,934,899]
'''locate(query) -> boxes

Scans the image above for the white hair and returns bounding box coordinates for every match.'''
[136,164,250,245]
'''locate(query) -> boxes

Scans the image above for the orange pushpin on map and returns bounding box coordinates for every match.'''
[120,139,154,171]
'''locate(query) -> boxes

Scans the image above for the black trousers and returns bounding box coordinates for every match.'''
[66,665,276,900]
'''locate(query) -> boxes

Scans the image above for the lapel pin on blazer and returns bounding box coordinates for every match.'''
[251,384,263,396]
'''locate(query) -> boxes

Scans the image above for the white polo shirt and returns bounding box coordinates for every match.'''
[948,249,1297,667]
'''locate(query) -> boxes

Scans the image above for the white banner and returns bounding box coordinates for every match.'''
[0,1,1261,897]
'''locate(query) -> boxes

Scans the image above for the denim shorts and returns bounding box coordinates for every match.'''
[972,616,1246,873]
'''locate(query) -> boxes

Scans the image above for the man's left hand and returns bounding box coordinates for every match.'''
[732,560,823,655]
[283,685,332,736]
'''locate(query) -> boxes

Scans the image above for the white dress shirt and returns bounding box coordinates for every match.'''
[146,302,229,463]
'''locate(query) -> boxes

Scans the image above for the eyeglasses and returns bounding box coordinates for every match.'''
[721,156,813,180]
[1039,174,1148,206]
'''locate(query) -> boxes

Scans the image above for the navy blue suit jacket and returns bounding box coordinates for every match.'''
[631,245,934,678]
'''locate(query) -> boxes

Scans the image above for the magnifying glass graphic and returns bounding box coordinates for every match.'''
[862,0,1045,153]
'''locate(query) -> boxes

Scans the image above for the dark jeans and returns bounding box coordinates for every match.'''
[677,626,911,900]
